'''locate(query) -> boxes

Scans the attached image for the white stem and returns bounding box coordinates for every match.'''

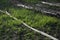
[41,1,60,7]
[0,10,58,40]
